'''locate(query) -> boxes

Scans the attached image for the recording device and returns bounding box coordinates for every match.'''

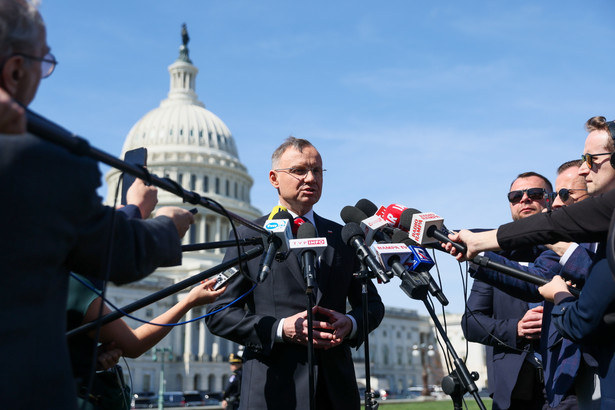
[213,267,239,290]
[121,147,148,205]
[258,209,293,283]
[408,211,445,245]
[340,204,392,245]
[290,223,327,288]
[376,203,408,228]
[341,222,391,283]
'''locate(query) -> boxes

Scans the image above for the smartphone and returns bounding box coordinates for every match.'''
[121,147,148,205]
[213,267,239,290]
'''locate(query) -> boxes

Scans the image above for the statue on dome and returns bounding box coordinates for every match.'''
[179,23,191,62]
[181,23,190,47]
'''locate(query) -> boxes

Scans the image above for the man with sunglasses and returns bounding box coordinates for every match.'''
[466,163,602,409]
[463,171,554,410]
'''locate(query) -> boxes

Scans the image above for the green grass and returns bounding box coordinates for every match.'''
[362,398,492,410]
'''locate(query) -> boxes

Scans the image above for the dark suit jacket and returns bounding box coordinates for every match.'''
[471,247,594,407]
[463,278,536,409]
[0,134,182,409]
[552,257,615,407]
[205,213,385,410]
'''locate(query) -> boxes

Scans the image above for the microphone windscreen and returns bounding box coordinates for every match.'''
[398,208,421,231]
[268,205,288,220]
[297,222,317,239]
[272,210,294,225]
[355,198,378,217]
[341,222,365,245]
[340,205,368,224]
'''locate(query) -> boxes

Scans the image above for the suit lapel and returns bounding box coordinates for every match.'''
[314,214,336,305]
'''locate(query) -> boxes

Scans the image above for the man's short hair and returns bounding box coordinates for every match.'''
[0,0,44,60]
[271,136,315,168]
[557,159,583,175]
[510,171,553,192]
[585,116,614,151]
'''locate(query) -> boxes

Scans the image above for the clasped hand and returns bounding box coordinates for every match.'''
[282,306,351,349]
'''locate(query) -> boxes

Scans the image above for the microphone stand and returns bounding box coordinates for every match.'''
[25,108,267,236]
[353,261,379,410]
[182,237,263,252]
[397,272,486,410]
[305,269,316,410]
[67,245,263,338]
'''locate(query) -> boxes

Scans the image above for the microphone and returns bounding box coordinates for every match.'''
[389,229,450,305]
[268,205,288,220]
[290,223,327,289]
[293,216,306,236]
[376,203,408,228]
[406,245,449,306]
[371,243,430,299]
[341,222,391,283]
[406,209,583,298]
[258,210,293,283]
[408,211,446,245]
[340,205,392,245]
[354,198,379,217]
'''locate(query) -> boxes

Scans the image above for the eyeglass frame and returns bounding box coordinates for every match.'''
[507,187,548,204]
[555,188,588,202]
[273,166,326,179]
[580,152,613,169]
[9,51,57,78]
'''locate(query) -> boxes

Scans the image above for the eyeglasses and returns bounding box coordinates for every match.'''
[11,52,57,78]
[274,166,326,179]
[581,152,613,169]
[556,188,588,202]
[507,188,547,204]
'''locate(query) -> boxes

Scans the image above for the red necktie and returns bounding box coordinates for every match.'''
[293,217,306,236]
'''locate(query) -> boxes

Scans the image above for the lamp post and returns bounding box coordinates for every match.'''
[412,343,434,397]
[152,347,173,410]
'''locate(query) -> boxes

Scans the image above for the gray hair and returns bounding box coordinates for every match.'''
[271,136,315,168]
[0,0,44,59]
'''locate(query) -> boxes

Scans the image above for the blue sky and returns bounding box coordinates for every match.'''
[32,1,615,314]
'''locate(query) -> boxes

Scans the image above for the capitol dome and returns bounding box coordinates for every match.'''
[106,24,261,274]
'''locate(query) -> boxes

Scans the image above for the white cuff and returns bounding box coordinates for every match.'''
[346,314,358,339]
[559,243,579,266]
[275,318,285,342]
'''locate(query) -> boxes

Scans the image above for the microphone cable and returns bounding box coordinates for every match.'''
[71,272,257,327]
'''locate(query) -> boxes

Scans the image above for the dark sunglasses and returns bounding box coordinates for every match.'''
[507,188,547,204]
[581,152,613,169]
[556,188,588,202]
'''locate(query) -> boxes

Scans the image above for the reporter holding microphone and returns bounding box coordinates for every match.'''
[445,117,615,409]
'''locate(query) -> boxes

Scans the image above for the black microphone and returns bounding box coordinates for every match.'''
[258,210,293,283]
[296,223,319,289]
[340,205,392,244]
[406,210,582,298]
[341,222,391,283]
[355,198,379,217]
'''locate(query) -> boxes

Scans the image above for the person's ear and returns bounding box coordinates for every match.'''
[1,56,24,97]
[269,170,279,189]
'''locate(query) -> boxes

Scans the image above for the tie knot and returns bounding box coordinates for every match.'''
[293,217,306,236]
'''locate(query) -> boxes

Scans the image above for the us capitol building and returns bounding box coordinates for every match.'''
[103,26,481,397]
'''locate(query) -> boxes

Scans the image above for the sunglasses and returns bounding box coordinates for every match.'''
[507,188,547,204]
[581,152,613,169]
[556,188,588,202]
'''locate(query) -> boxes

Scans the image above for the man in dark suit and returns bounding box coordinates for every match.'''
[0,2,194,409]
[466,162,596,409]
[462,172,553,410]
[205,137,385,410]
[449,116,615,408]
